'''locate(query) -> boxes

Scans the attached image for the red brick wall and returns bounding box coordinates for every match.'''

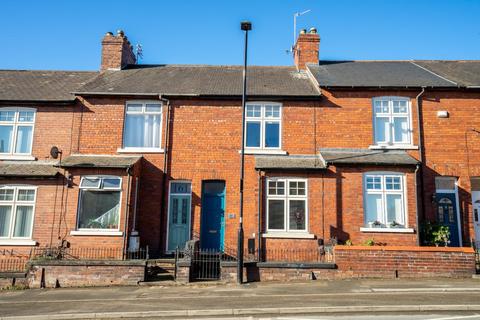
[334,245,476,278]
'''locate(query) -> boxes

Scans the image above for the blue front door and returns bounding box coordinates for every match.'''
[437,193,460,247]
[200,181,225,250]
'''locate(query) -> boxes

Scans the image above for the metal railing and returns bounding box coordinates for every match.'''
[30,246,149,261]
[257,247,334,263]
[0,258,29,273]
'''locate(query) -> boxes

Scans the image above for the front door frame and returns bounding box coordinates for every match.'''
[165,180,192,253]
[200,180,226,251]
[436,179,462,247]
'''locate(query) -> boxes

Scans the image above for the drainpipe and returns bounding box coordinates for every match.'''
[414,163,421,246]
[415,87,426,234]
[257,170,262,261]
[122,166,132,259]
[158,95,171,255]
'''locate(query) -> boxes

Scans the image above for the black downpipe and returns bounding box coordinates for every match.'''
[257,170,262,261]
[415,88,426,239]
[122,168,132,259]
[158,96,171,256]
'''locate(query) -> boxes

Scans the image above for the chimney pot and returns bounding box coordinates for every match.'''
[309,27,317,34]
[117,30,125,37]
[300,29,307,34]
[105,31,113,36]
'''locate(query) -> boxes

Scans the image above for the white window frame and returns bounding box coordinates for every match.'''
[0,107,36,157]
[372,97,413,147]
[75,176,122,232]
[0,185,37,240]
[245,102,282,151]
[120,100,163,153]
[362,172,408,229]
[266,178,308,233]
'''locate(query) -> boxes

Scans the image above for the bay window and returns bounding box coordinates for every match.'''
[122,101,162,151]
[77,176,122,230]
[0,108,35,156]
[267,178,307,232]
[245,103,281,150]
[0,186,36,239]
[372,97,412,146]
[364,173,406,228]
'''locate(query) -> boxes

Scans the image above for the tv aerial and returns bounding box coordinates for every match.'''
[286,9,311,55]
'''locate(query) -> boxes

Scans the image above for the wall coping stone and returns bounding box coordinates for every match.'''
[0,272,26,278]
[335,245,474,253]
[29,259,147,267]
[256,262,337,269]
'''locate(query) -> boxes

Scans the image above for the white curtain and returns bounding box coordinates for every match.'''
[366,194,382,223]
[15,126,33,154]
[124,114,160,148]
[386,194,403,224]
[0,206,12,237]
[13,205,33,237]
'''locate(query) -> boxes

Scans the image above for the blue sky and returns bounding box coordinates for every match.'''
[1,0,479,70]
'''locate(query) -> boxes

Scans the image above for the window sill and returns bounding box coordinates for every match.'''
[369,145,419,150]
[0,155,36,161]
[262,232,315,239]
[360,227,415,233]
[117,148,164,154]
[0,239,37,246]
[70,230,123,236]
[239,149,288,155]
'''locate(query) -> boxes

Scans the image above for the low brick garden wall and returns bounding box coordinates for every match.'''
[334,245,476,279]
[28,260,146,288]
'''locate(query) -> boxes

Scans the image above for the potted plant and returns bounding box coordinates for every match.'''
[389,220,401,228]
[368,220,382,228]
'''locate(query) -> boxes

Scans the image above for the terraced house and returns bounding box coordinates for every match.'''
[0,28,479,272]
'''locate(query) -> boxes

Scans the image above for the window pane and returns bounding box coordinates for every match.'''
[0,189,14,201]
[144,115,161,148]
[246,105,261,117]
[246,121,261,147]
[171,182,191,194]
[393,101,408,113]
[0,111,15,122]
[0,206,12,237]
[393,117,409,143]
[289,200,306,231]
[124,114,144,147]
[265,121,279,148]
[265,105,280,118]
[435,177,456,190]
[18,111,34,122]
[15,126,33,154]
[366,176,381,190]
[80,177,101,188]
[365,194,382,224]
[386,194,403,224]
[268,199,284,230]
[0,125,13,153]
[126,104,143,112]
[289,181,306,196]
[203,181,225,195]
[386,176,401,190]
[268,181,285,195]
[103,178,122,189]
[375,117,389,143]
[145,104,161,112]
[17,189,35,201]
[13,206,33,237]
[78,191,120,229]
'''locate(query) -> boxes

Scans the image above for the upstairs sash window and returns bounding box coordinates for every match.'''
[245,103,281,149]
[123,102,162,150]
[373,97,412,146]
[0,108,35,155]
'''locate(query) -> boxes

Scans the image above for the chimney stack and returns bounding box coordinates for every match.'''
[293,27,320,70]
[100,30,136,71]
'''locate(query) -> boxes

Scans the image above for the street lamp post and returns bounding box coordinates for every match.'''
[238,20,251,284]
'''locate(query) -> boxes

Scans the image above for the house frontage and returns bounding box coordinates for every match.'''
[1,28,480,283]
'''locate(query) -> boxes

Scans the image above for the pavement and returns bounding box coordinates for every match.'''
[1,278,480,319]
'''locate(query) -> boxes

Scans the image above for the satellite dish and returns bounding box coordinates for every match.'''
[50,146,62,159]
